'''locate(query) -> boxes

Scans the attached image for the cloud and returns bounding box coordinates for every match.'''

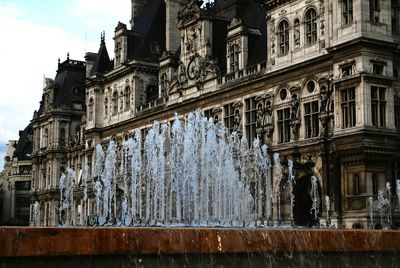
[0,3,98,172]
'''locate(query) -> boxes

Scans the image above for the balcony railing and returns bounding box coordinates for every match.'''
[218,62,267,85]
[136,96,168,113]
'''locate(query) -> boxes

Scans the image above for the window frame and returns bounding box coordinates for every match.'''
[305,8,318,45]
[277,107,291,143]
[342,0,354,25]
[278,20,290,56]
[341,87,356,128]
[304,100,320,138]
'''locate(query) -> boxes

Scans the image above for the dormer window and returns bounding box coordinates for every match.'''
[146,84,158,103]
[229,44,240,72]
[278,20,289,56]
[115,42,122,66]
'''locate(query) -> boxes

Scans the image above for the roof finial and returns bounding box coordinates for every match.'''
[58,57,60,64]
[101,31,105,44]
[67,52,70,60]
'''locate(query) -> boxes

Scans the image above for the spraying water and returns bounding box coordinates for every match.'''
[310,176,320,222]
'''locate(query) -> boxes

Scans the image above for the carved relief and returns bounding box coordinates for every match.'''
[176,61,187,88]
[294,19,300,48]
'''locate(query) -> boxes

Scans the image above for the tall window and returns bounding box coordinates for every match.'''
[371,86,386,127]
[305,9,317,44]
[341,88,356,128]
[353,173,360,195]
[224,103,235,133]
[370,0,380,23]
[124,87,131,111]
[278,20,289,56]
[277,107,291,143]
[304,101,319,138]
[88,98,94,121]
[343,0,353,25]
[395,104,400,129]
[229,44,240,72]
[392,0,400,33]
[245,97,257,146]
[146,85,158,103]
[160,73,168,96]
[372,174,379,195]
[112,92,118,115]
[104,98,108,116]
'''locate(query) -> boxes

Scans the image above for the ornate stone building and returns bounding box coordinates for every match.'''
[29,0,400,228]
[29,57,86,226]
[0,125,33,225]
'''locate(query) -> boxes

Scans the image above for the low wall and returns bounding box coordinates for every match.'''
[1,227,400,257]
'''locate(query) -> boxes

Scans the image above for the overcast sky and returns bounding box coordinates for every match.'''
[0,0,131,170]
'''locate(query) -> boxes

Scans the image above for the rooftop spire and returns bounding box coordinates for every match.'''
[101,31,105,45]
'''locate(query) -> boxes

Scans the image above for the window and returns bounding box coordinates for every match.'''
[395,104,400,129]
[373,64,383,75]
[372,174,379,195]
[343,0,353,25]
[393,0,400,33]
[43,128,49,148]
[60,128,66,147]
[112,92,118,115]
[370,0,380,23]
[280,88,288,101]
[104,98,108,116]
[124,87,131,111]
[353,173,360,195]
[160,73,168,96]
[277,107,291,143]
[278,20,289,56]
[305,9,317,44]
[341,88,356,128]
[245,97,257,146]
[146,85,158,103]
[307,80,315,93]
[371,86,386,127]
[224,103,235,133]
[341,65,353,77]
[229,44,240,72]
[88,98,94,121]
[304,101,319,138]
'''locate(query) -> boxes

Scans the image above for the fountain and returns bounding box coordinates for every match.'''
[2,109,400,266]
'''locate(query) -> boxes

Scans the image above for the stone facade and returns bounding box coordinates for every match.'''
[26,0,400,229]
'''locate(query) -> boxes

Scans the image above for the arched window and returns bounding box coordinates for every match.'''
[353,173,360,195]
[278,20,289,55]
[305,9,317,44]
[112,91,118,115]
[88,98,94,121]
[124,87,131,111]
[229,44,240,72]
[146,85,158,103]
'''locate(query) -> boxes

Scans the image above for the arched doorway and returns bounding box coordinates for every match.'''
[293,175,322,227]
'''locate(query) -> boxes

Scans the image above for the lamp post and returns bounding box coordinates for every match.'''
[320,76,335,223]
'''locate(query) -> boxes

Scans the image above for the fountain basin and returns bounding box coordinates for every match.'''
[1,227,400,257]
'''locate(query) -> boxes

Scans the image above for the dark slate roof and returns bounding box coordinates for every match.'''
[53,59,86,109]
[91,34,113,75]
[13,123,33,161]
[127,0,166,61]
